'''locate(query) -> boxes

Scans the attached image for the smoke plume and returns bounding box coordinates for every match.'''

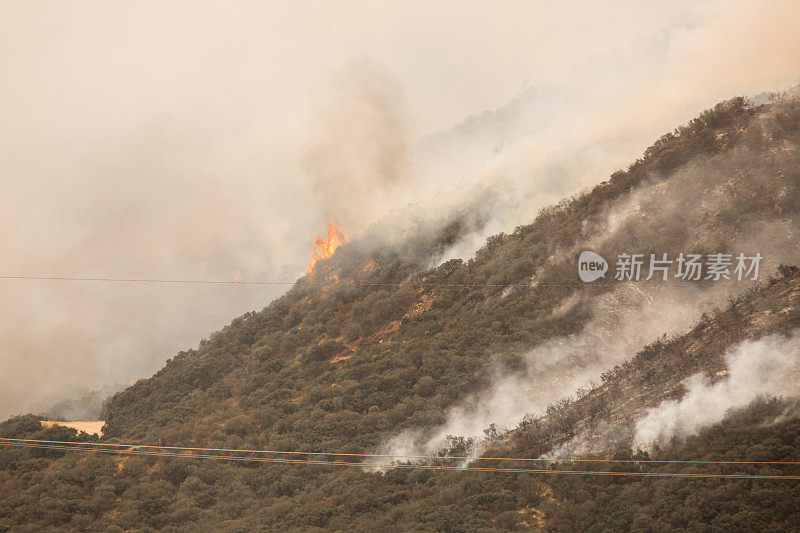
[374,101,800,461]
[633,330,800,451]
[373,282,734,463]
[303,60,411,228]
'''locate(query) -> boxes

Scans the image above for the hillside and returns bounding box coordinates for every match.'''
[103,96,792,446]
[2,270,798,531]
[1,94,800,531]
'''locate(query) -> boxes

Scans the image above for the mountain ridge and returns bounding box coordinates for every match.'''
[2,93,800,531]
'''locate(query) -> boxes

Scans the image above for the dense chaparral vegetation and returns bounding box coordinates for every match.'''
[1,95,799,531]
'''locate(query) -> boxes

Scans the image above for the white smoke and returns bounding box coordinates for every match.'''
[372,124,800,462]
[373,282,733,463]
[632,330,800,451]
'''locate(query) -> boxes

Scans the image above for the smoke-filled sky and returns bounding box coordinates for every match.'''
[1,0,799,418]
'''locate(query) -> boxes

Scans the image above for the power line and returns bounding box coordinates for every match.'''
[2,441,798,479]
[0,274,586,289]
[0,275,296,285]
[3,437,800,466]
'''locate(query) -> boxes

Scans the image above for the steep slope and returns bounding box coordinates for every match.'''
[1,270,797,532]
[103,96,792,453]
[503,267,800,458]
[1,94,800,531]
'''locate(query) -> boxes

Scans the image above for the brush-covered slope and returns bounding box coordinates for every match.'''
[500,266,800,459]
[1,271,798,532]
[1,95,799,531]
[103,95,796,451]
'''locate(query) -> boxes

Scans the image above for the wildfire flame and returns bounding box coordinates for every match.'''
[306,221,347,275]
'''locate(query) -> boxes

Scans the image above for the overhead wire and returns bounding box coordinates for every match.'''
[2,440,798,479]
[2,437,800,467]
[0,274,586,289]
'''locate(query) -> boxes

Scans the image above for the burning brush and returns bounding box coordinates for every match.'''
[306,221,347,275]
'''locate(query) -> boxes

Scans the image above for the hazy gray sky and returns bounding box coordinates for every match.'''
[1,0,798,418]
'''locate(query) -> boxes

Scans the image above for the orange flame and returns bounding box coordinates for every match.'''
[306,221,347,275]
